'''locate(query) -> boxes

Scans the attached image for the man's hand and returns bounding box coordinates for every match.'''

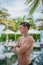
[13,47,19,54]
[13,47,16,53]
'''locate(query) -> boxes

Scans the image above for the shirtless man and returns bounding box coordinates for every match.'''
[14,22,34,65]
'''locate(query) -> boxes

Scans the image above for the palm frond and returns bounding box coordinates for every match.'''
[23,16,26,21]
[2,8,8,12]
[35,18,43,22]
[29,0,39,15]
[25,0,33,5]
[26,0,35,11]
[0,9,10,18]
[42,0,43,4]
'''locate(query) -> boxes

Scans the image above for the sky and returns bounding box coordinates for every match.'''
[0,0,28,32]
[0,0,28,18]
[0,0,43,19]
[0,0,43,32]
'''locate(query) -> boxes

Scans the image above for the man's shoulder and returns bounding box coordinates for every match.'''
[18,36,23,40]
[28,35,35,43]
[29,35,34,39]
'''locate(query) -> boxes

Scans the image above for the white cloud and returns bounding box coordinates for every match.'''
[0,0,4,2]
[0,0,27,18]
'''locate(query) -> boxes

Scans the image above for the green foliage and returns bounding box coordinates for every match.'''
[33,34,40,42]
[36,19,43,22]
[8,34,15,41]
[16,34,22,41]
[0,8,10,18]
[0,59,6,65]
[25,0,42,15]
[0,34,6,42]
[28,18,35,26]
[0,34,15,42]
[27,17,36,29]
[42,0,43,4]
[0,34,40,42]
[29,0,39,15]
[35,18,43,30]
[25,0,32,5]
[33,47,41,51]
[11,54,18,63]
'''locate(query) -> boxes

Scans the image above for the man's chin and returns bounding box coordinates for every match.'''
[20,31,24,34]
[21,33,24,35]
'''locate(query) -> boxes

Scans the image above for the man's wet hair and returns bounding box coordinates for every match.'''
[20,22,30,30]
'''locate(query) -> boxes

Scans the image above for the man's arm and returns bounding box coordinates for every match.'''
[13,37,21,53]
[14,42,19,48]
[15,37,34,55]
[14,37,21,48]
[13,40,19,53]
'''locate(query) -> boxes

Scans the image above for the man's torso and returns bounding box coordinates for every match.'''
[17,36,34,65]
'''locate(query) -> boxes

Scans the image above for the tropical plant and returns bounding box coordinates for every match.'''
[0,7,10,29]
[27,16,36,29]
[25,0,43,15]
[15,16,27,31]
[35,18,43,30]
[17,16,26,23]
[8,19,18,32]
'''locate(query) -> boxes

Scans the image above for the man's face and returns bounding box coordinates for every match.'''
[20,25,27,34]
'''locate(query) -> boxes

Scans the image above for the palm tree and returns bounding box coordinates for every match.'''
[36,18,43,22]
[0,7,10,20]
[15,16,27,31]
[17,16,26,23]
[8,19,18,32]
[25,0,43,15]
[27,16,36,29]
[35,18,43,30]
[0,7,10,29]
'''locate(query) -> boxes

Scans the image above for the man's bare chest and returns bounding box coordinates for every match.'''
[18,38,25,47]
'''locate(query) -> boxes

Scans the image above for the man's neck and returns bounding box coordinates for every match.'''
[23,33,29,37]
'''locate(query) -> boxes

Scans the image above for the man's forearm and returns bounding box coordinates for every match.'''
[13,47,19,54]
[15,46,33,55]
[15,47,25,55]
[14,43,19,48]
